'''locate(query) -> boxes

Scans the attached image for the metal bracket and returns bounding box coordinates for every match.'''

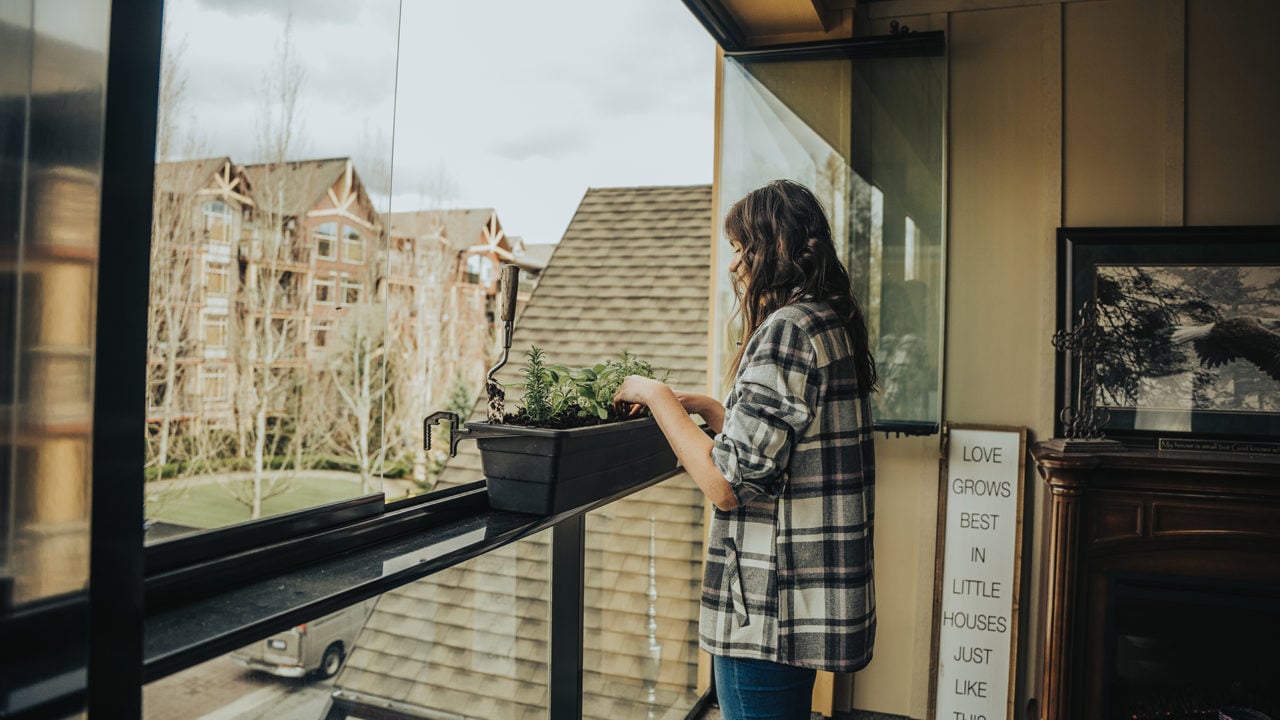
[424,411,471,458]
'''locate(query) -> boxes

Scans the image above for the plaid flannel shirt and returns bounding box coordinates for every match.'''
[701,301,876,672]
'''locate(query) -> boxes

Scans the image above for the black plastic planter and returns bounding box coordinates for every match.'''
[425,414,678,515]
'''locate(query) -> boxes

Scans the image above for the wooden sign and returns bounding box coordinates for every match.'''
[928,424,1026,720]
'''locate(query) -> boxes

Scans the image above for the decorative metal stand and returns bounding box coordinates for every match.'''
[1046,301,1124,452]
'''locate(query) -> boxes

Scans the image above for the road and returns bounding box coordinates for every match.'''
[144,654,335,720]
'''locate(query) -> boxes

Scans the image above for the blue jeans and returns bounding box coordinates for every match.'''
[713,655,816,720]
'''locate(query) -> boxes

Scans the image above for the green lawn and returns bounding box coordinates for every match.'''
[146,475,365,529]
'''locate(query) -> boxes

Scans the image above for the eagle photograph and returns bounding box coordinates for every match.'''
[1092,264,1280,413]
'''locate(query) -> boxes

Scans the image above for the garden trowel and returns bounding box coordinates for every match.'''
[424,262,519,457]
[486,263,519,422]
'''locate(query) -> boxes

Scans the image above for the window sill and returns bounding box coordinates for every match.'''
[143,466,683,682]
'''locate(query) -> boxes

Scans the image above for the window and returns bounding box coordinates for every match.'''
[464,253,493,286]
[203,200,234,244]
[341,281,362,305]
[206,261,230,294]
[203,366,228,401]
[314,222,338,260]
[342,225,364,264]
[718,48,946,434]
[313,321,332,348]
[204,314,227,347]
[315,279,335,304]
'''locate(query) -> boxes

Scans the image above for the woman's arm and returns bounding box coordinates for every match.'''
[673,390,726,433]
[614,377,738,511]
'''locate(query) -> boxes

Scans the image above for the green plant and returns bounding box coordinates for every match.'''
[521,346,555,425]
[514,347,666,424]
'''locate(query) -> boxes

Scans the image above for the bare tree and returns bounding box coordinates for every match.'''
[146,24,220,506]
[382,225,492,487]
[229,18,310,518]
[314,303,396,493]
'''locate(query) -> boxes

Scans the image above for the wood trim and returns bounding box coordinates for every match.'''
[926,426,952,719]
[1039,471,1082,720]
[305,207,379,231]
[697,44,727,701]
[867,0,1118,19]
[740,10,854,48]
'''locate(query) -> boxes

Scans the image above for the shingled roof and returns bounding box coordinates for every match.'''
[334,185,713,720]
[446,184,713,487]
[386,208,505,255]
[241,157,349,218]
[154,157,228,196]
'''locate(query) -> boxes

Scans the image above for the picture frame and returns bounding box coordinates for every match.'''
[1056,226,1280,446]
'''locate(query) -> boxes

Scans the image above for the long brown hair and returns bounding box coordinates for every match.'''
[724,179,878,396]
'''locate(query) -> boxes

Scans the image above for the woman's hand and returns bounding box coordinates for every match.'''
[613,375,666,416]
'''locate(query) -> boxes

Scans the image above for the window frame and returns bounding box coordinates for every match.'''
[312,320,332,348]
[202,365,228,401]
[205,260,229,294]
[314,221,338,260]
[341,224,364,264]
[314,277,335,305]
[340,280,362,305]
[203,313,227,348]
[202,200,234,245]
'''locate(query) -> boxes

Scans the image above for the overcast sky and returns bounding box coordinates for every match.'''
[164,0,715,245]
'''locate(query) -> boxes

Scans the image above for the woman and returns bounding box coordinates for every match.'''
[613,179,878,720]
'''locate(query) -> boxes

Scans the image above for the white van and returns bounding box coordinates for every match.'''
[231,599,375,679]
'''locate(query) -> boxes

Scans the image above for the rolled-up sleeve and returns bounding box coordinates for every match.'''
[712,317,816,506]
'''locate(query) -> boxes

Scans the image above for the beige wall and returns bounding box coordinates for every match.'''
[716,0,1280,717]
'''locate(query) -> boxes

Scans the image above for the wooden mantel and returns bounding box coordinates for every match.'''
[1030,443,1280,720]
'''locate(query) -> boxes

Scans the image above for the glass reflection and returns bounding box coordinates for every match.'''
[144,530,553,720]
[1,0,110,605]
[718,54,945,432]
[582,482,706,719]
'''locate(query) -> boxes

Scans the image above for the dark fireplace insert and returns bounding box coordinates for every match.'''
[1106,573,1280,720]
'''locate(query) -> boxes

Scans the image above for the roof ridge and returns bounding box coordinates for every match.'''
[584,183,711,192]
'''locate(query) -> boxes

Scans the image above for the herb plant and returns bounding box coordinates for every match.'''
[513,347,666,427]
[520,346,554,425]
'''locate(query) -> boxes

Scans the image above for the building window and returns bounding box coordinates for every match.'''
[342,225,364,264]
[313,321,332,348]
[465,253,493,285]
[204,314,227,347]
[315,222,338,260]
[341,281,361,305]
[203,200,234,244]
[315,279,335,305]
[206,261,230,294]
[203,366,228,400]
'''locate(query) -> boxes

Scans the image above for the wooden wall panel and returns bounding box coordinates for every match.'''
[1186,0,1280,225]
[944,5,1048,430]
[1063,0,1167,226]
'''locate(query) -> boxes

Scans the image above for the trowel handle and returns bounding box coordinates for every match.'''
[498,263,519,325]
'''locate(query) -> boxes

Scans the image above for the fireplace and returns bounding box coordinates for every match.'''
[1031,445,1280,720]
[1108,573,1279,718]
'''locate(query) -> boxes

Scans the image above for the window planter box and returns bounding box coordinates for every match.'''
[426,414,678,515]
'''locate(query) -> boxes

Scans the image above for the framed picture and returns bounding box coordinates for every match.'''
[1057,226,1280,446]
